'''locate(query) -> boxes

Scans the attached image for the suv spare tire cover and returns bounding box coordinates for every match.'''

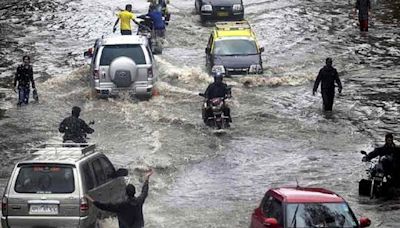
[109,57,137,88]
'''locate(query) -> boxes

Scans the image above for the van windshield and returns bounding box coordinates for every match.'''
[100,44,146,65]
[15,165,75,194]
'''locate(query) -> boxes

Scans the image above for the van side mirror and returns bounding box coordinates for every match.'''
[359,217,371,227]
[114,168,128,177]
[205,47,211,54]
[84,48,93,58]
[199,93,205,97]
[259,47,265,53]
[360,151,367,155]
[263,218,279,228]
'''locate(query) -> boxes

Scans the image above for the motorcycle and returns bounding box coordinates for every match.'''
[359,150,390,199]
[199,88,231,129]
[63,120,95,147]
[137,15,164,54]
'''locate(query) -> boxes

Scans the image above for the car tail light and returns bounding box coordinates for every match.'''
[93,70,99,80]
[2,196,8,216]
[147,68,153,78]
[80,197,89,216]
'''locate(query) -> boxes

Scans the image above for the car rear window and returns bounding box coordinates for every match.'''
[100,44,146,65]
[15,165,75,194]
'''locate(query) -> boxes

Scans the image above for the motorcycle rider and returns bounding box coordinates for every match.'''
[59,106,94,143]
[203,71,232,124]
[362,133,400,185]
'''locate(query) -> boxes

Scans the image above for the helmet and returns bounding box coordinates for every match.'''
[212,71,225,79]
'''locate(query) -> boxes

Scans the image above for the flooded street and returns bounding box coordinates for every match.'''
[1,0,400,227]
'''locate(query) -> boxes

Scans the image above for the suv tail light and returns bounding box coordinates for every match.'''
[2,196,8,216]
[93,70,99,80]
[80,197,89,216]
[147,68,153,78]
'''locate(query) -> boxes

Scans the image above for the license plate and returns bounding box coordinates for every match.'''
[217,11,229,17]
[29,204,59,215]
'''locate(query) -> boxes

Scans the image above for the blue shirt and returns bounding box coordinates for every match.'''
[147,11,165,30]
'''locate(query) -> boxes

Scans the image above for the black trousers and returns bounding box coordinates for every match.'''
[321,89,335,111]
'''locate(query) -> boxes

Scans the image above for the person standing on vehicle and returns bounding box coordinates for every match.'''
[204,72,232,123]
[59,106,94,143]
[312,58,342,111]
[362,133,400,183]
[353,0,372,32]
[113,4,139,35]
[86,169,153,228]
[14,55,36,106]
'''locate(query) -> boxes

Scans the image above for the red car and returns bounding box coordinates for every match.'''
[250,187,371,228]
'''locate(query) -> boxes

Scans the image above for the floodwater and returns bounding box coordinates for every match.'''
[1,0,400,227]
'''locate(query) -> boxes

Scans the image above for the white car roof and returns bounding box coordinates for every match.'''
[17,144,98,166]
[101,35,148,46]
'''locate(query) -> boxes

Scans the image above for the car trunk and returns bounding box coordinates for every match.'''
[98,44,148,88]
[5,164,81,227]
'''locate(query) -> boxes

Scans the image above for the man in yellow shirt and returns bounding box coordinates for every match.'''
[113,4,139,35]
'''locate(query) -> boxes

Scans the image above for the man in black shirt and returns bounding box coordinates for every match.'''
[86,170,153,228]
[353,0,372,32]
[14,55,35,106]
[362,134,400,183]
[313,58,342,111]
[203,72,232,124]
[59,106,94,143]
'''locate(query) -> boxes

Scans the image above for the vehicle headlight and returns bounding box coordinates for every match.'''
[232,4,243,11]
[201,4,212,12]
[249,64,263,73]
[212,65,225,74]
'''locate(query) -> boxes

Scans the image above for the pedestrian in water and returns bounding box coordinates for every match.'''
[113,4,139,35]
[313,58,342,112]
[86,169,153,228]
[353,0,372,32]
[59,106,94,144]
[14,55,35,106]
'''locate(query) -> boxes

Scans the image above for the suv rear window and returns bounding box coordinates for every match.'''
[100,44,146,65]
[15,165,75,194]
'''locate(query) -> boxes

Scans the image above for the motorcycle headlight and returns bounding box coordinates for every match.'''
[232,4,243,11]
[211,65,225,74]
[249,64,263,73]
[201,4,212,12]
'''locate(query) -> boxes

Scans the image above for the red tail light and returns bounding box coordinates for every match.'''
[93,70,99,80]
[147,68,153,78]
[2,196,8,216]
[80,197,89,216]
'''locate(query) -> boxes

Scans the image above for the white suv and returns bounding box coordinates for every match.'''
[86,35,157,99]
[1,144,128,228]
